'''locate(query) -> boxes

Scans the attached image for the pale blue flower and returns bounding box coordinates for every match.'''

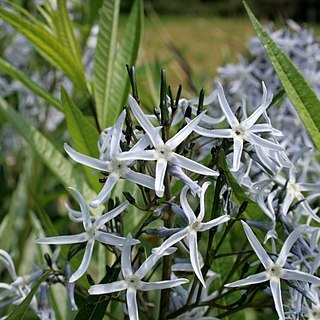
[64,110,155,207]
[152,182,230,286]
[225,222,320,320]
[117,95,219,197]
[191,83,283,172]
[36,188,138,282]
[89,234,188,320]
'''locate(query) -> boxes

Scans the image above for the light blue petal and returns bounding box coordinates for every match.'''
[139,278,188,291]
[281,269,320,285]
[166,112,205,150]
[241,221,273,268]
[125,169,155,190]
[126,287,139,320]
[189,231,206,287]
[110,110,126,158]
[121,234,134,278]
[90,174,119,208]
[69,239,95,282]
[270,279,285,320]
[35,232,88,245]
[172,153,219,176]
[155,159,167,197]
[128,95,163,147]
[64,143,110,171]
[217,82,239,127]
[94,201,129,228]
[231,139,243,172]
[88,280,126,295]
[180,185,196,224]
[224,271,268,287]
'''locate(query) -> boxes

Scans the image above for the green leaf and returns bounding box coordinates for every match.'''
[218,151,266,221]
[93,0,120,129]
[0,57,63,111]
[55,0,83,64]
[0,6,87,91]
[6,270,52,320]
[0,98,103,217]
[61,87,101,191]
[75,267,120,320]
[109,0,144,122]
[244,1,320,150]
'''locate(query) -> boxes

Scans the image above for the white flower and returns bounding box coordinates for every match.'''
[64,110,155,207]
[117,95,219,197]
[225,222,320,320]
[36,188,138,282]
[0,249,41,312]
[88,234,188,320]
[152,182,230,286]
[191,83,284,172]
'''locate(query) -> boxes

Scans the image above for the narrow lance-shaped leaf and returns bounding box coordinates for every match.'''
[61,87,101,192]
[0,6,87,91]
[0,57,63,111]
[244,1,320,151]
[0,98,103,217]
[56,0,83,64]
[108,0,144,124]
[94,0,120,129]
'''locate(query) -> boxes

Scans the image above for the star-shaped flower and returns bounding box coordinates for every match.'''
[36,188,138,282]
[191,82,284,171]
[152,182,230,286]
[225,221,320,320]
[64,110,155,207]
[117,95,219,197]
[88,234,188,320]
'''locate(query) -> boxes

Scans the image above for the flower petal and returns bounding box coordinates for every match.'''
[242,95,272,128]
[270,279,285,320]
[241,221,273,268]
[192,125,233,138]
[69,239,95,282]
[126,287,139,320]
[198,182,211,221]
[95,231,131,246]
[217,82,239,127]
[281,269,320,285]
[135,248,177,279]
[199,215,230,232]
[128,95,163,147]
[35,232,88,245]
[88,280,126,295]
[121,234,134,278]
[180,185,196,223]
[125,169,155,190]
[68,187,91,230]
[94,201,129,228]
[116,149,157,162]
[172,153,219,176]
[189,231,206,287]
[110,110,126,157]
[231,139,243,172]
[64,143,110,171]
[152,228,189,256]
[224,271,268,287]
[139,278,188,291]
[90,174,119,208]
[277,225,306,266]
[166,112,205,150]
[246,133,284,151]
[155,159,167,197]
